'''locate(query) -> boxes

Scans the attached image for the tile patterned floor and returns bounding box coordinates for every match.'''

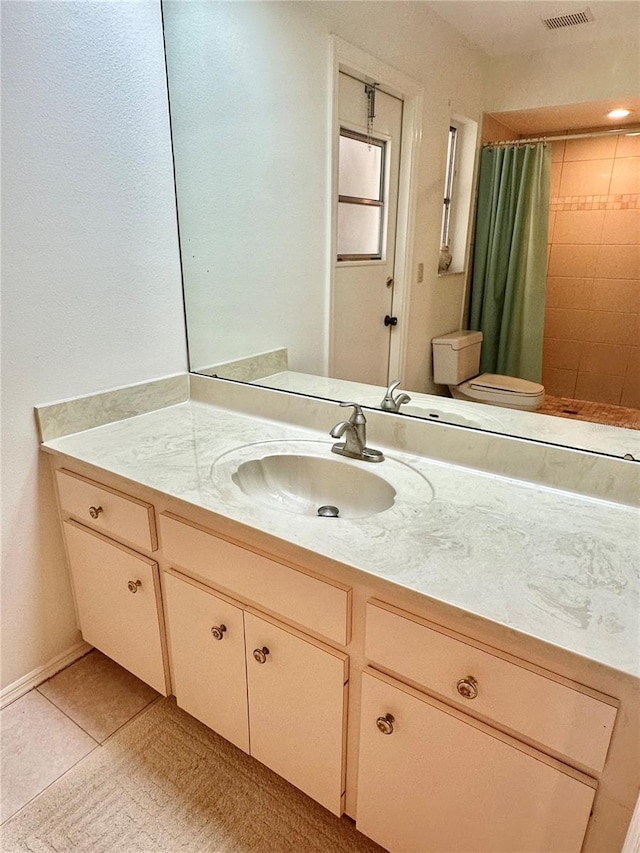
[0,650,159,824]
[538,394,640,430]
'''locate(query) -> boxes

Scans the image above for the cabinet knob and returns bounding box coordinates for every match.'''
[456,676,478,700]
[127,579,142,594]
[89,505,103,519]
[253,647,269,664]
[376,713,395,735]
[210,624,227,641]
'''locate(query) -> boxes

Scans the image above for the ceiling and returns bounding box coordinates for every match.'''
[425,1,640,57]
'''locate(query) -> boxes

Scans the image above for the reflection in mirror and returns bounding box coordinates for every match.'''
[162,1,640,461]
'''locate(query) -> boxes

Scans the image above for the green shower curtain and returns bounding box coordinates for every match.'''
[469,142,551,382]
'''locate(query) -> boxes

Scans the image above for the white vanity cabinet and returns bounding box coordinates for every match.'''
[356,599,619,853]
[62,519,168,694]
[163,569,348,816]
[56,468,168,695]
[163,571,250,752]
[47,459,634,853]
[357,669,596,853]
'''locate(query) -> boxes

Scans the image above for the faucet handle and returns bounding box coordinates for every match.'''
[386,379,401,396]
[339,401,366,422]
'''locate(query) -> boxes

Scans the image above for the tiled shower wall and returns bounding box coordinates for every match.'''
[543,133,639,408]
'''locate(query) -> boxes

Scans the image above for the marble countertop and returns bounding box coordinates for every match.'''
[42,400,640,679]
[254,371,640,460]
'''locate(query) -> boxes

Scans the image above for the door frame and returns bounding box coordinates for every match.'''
[328,37,424,384]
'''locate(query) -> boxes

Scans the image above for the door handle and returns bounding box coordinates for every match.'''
[384,315,398,327]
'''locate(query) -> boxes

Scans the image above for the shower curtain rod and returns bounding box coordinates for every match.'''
[484,126,640,147]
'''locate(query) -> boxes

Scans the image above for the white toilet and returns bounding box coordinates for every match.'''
[432,330,545,412]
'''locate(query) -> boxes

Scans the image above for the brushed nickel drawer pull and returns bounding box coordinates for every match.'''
[253,647,269,664]
[89,506,103,519]
[376,713,395,735]
[211,624,227,641]
[127,580,142,594]
[456,676,478,700]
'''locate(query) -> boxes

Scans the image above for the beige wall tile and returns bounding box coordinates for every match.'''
[563,136,618,162]
[541,366,577,397]
[579,342,630,377]
[559,159,613,197]
[548,243,599,278]
[595,244,640,279]
[550,140,565,163]
[550,161,562,197]
[548,210,556,242]
[609,157,640,195]
[1,690,96,823]
[38,650,158,743]
[601,209,640,246]
[585,310,637,345]
[621,350,640,408]
[542,338,582,370]
[553,210,605,244]
[544,307,591,341]
[591,278,640,313]
[615,134,640,158]
[545,276,593,309]
[574,372,624,405]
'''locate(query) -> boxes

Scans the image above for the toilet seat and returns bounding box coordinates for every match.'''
[452,373,545,411]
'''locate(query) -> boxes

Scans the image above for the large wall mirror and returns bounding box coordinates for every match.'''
[162,0,639,461]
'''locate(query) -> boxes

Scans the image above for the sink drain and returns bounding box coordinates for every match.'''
[317,505,340,518]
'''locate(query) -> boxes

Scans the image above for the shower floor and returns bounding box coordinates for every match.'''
[539,395,640,431]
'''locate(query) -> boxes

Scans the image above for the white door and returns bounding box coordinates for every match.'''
[244,611,348,816]
[63,520,168,694]
[331,72,403,386]
[163,572,250,753]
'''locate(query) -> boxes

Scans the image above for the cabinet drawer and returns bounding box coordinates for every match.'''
[160,512,350,645]
[365,600,617,772]
[63,520,167,694]
[56,469,157,551]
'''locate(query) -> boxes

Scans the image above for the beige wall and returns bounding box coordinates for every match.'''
[543,134,640,407]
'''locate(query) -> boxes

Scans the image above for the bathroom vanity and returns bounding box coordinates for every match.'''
[39,382,639,853]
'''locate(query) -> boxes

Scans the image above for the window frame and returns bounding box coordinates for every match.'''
[440,124,458,250]
[337,128,386,262]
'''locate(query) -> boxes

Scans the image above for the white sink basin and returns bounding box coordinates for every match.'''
[210,440,434,519]
[233,453,395,518]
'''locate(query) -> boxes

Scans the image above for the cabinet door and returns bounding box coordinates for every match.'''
[63,520,167,694]
[163,572,249,753]
[357,670,595,853]
[245,611,348,816]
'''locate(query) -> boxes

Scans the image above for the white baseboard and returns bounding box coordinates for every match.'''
[623,793,640,853]
[1,641,93,709]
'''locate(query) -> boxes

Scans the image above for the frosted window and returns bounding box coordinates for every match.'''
[339,135,382,199]
[337,203,381,257]
[337,129,385,260]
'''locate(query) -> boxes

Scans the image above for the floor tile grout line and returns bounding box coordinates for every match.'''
[1,739,101,828]
[99,694,163,747]
[1,695,165,828]
[34,686,103,744]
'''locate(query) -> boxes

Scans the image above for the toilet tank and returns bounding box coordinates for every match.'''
[432,330,483,385]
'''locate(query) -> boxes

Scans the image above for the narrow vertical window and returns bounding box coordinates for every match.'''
[440,125,457,250]
[337,129,385,261]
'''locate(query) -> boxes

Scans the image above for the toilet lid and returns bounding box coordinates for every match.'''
[467,373,545,397]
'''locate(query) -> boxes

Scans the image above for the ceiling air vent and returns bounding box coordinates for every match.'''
[541,7,595,29]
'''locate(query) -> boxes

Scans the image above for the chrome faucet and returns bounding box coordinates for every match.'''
[330,402,384,463]
[380,379,411,412]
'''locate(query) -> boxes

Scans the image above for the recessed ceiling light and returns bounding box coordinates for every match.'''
[607,109,631,120]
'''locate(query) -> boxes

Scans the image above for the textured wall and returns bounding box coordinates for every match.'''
[1,0,187,692]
